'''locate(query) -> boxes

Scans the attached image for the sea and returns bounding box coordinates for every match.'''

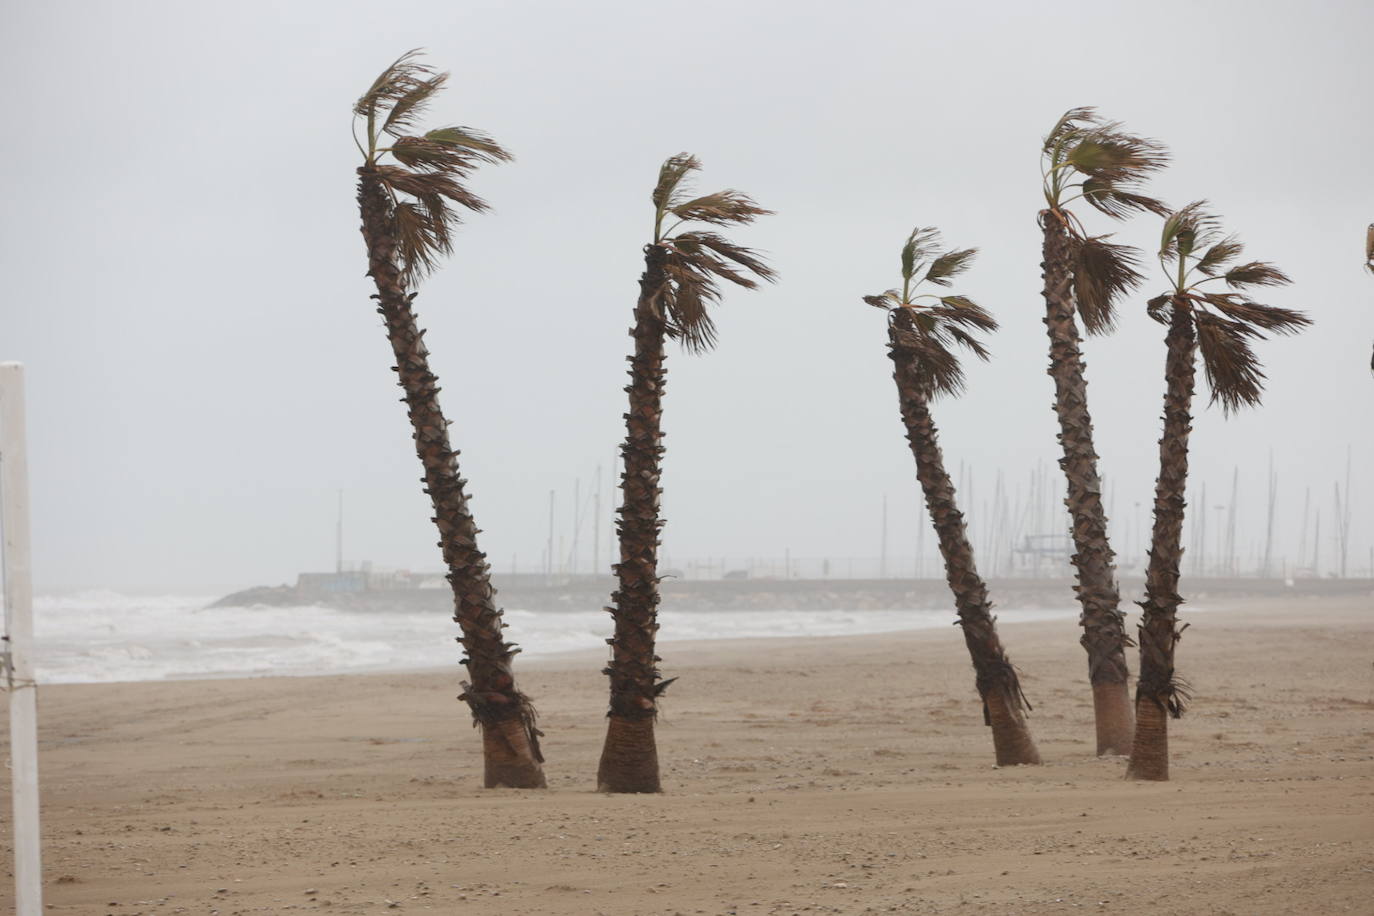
[14,590,1080,685]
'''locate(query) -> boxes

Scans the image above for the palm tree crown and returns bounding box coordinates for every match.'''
[864,228,997,398]
[647,154,776,352]
[1040,107,1171,333]
[1149,202,1311,412]
[353,50,512,287]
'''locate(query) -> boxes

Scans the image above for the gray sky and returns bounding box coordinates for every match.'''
[2,0,1371,590]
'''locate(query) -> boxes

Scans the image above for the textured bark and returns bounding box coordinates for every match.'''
[1039,213,1134,756]
[598,716,660,793]
[889,320,1040,766]
[357,169,545,789]
[1126,694,1169,781]
[598,246,670,793]
[1127,304,1195,782]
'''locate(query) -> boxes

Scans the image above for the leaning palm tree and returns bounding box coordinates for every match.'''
[1039,108,1171,755]
[867,228,1041,766]
[1128,202,1310,781]
[353,51,545,788]
[598,154,774,793]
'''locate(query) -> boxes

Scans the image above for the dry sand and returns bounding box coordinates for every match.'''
[4,595,1373,914]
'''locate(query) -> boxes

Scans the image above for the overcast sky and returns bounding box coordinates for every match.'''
[2,0,1371,591]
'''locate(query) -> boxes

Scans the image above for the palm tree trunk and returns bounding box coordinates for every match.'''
[890,328,1041,766]
[356,170,545,789]
[598,246,670,793]
[1127,304,1196,782]
[1039,213,1134,756]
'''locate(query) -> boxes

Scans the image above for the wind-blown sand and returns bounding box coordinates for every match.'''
[5,595,1372,914]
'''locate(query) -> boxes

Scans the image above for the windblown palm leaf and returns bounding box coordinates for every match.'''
[354,49,512,287]
[649,154,775,353]
[865,228,996,398]
[1041,107,1170,333]
[1151,202,1311,413]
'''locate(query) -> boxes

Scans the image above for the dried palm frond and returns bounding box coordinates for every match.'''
[1071,235,1143,334]
[892,314,969,398]
[1195,312,1266,413]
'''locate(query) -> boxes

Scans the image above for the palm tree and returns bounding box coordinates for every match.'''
[867,228,1041,766]
[353,51,545,789]
[1039,108,1170,755]
[598,154,774,793]
[1128,203,1310,781]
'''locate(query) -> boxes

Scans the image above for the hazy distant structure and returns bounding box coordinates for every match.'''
[1038,107,1170,756]
[1129,202,1311,782]
[867,226,1041,766]
[352,51,545,789]
[597,154,774,794]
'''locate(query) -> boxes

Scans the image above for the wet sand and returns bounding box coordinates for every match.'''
[6,594,1373,914]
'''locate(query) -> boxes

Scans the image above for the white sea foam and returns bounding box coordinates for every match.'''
[16,590,1077,685]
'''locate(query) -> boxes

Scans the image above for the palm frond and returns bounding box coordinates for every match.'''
[1082,178,1170,219]
[1043,106,1099,157]
[1196,236,1244,275]
[1160,201,1221,262]
[1223,261,1291,289]
[1066,129,1169,186]
[675,232,775,281]
[355,50,433,123]
[892,313,968,399]
[863,290,903,309]
[652,154,700,211]
[375,165,489,213]
[945,325,992,361]
[900,227,941,282]
[424,127,513,164]
[1201,294,1311,334]
[670,190,772,227]
[924,247,978,287]
[1072,235,1143,334]
[1146,293,1173,325]
[393,201,447,286]
[390,136,472,172]
[382,71,447,137]
[659,256,722,354]
[1194,312,1266,413]
[932,295,998,332]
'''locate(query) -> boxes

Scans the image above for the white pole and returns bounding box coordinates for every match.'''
[1,362,43,914]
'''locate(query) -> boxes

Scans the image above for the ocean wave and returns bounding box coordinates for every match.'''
[15,591,1076,685]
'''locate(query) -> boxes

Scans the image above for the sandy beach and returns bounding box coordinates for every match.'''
[5,594,1372,914]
